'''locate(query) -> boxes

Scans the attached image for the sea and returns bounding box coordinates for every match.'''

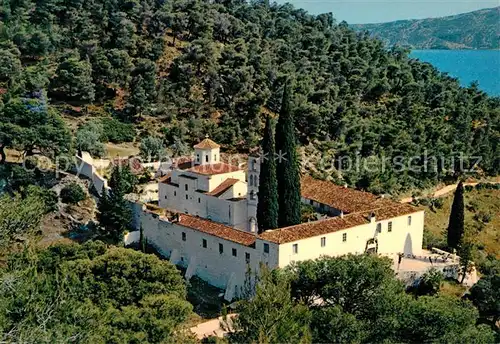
[410,50,500,96]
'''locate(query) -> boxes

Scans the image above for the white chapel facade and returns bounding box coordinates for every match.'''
[159,137,260,232]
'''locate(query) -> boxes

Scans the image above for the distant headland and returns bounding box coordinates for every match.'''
[352,7,500,50]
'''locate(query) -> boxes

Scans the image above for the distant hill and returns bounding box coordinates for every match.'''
[352,7,500,50]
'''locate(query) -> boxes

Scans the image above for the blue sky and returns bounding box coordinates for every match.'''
[275,0,499,24]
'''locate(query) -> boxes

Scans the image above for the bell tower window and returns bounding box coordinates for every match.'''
[249,217,256,232]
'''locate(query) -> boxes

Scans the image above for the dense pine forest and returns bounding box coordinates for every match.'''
[0,0,498,195]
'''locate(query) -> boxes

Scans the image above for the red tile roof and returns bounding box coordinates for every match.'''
[206,178,239,197]
[188,163,241,176]
[194,138,220,149]
[158,172,172,183]
[175,157,194,170]
[301,175,394,213]
[160,174,179,187]
[177,214,256,246]
[258,203,421,244]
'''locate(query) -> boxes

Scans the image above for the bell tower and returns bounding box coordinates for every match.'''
[246,155,260,232]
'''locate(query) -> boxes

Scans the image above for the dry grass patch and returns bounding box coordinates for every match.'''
[105,142,140,158]
[422,186,500,258]
[439,279,466,298]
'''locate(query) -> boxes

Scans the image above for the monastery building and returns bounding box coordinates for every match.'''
[141,138,424,300]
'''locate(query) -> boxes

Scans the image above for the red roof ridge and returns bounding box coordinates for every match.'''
[188,162,241,176]
[300,175,396,213]
[258,203,421,244]
[177,214,256,246]
[194,138,220,149]
[158,172,172,183]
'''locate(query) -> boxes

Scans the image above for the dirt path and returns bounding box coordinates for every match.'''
[400,181,498,203]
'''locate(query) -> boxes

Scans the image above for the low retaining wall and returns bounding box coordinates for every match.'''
[397,264,477,288]
[74,153,110,196]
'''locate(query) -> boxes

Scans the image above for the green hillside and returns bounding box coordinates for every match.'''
[422,184,500,266]
[352,7,500,50]
[0,0,499,196]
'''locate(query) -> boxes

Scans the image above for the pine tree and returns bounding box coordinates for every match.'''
[257,115,279,233]
[275,82,301,227]
[447,181,465,250]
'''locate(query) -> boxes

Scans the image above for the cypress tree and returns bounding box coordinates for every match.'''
[447,181,465,250]
[275,82,301,227]
[139,225,146,252]
[257,115,279,233]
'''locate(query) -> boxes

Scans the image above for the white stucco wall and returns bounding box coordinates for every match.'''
[137,206,425,300]
[277,210,424,268]
[159,179,250,230]
[219,181,247,200]
[195,147,220,166]
[208,171,246,192]
[140,211,278,297]
[74,154,109,196]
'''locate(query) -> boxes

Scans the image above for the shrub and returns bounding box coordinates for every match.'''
[473,211,492,223]
[27,185,58,213]
[415,268,444,296]
[419,198,431,206]
[466,201,478,212]
[100,117,135,143]
[139,136,165,161]
[432,198,444,209]
[423,229,447,250]
[76,120,107,157]
[60,182,86,204]
[475,183,486,190]
[301,204,316,222]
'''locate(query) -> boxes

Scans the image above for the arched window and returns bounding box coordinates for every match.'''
[249,217,256,232]
[249,175,254,186]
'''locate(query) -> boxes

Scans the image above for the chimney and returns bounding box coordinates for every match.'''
[340,211,344,218]
[369,212,376,223]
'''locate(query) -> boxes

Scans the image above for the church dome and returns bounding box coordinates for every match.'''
[194,138,220,149]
